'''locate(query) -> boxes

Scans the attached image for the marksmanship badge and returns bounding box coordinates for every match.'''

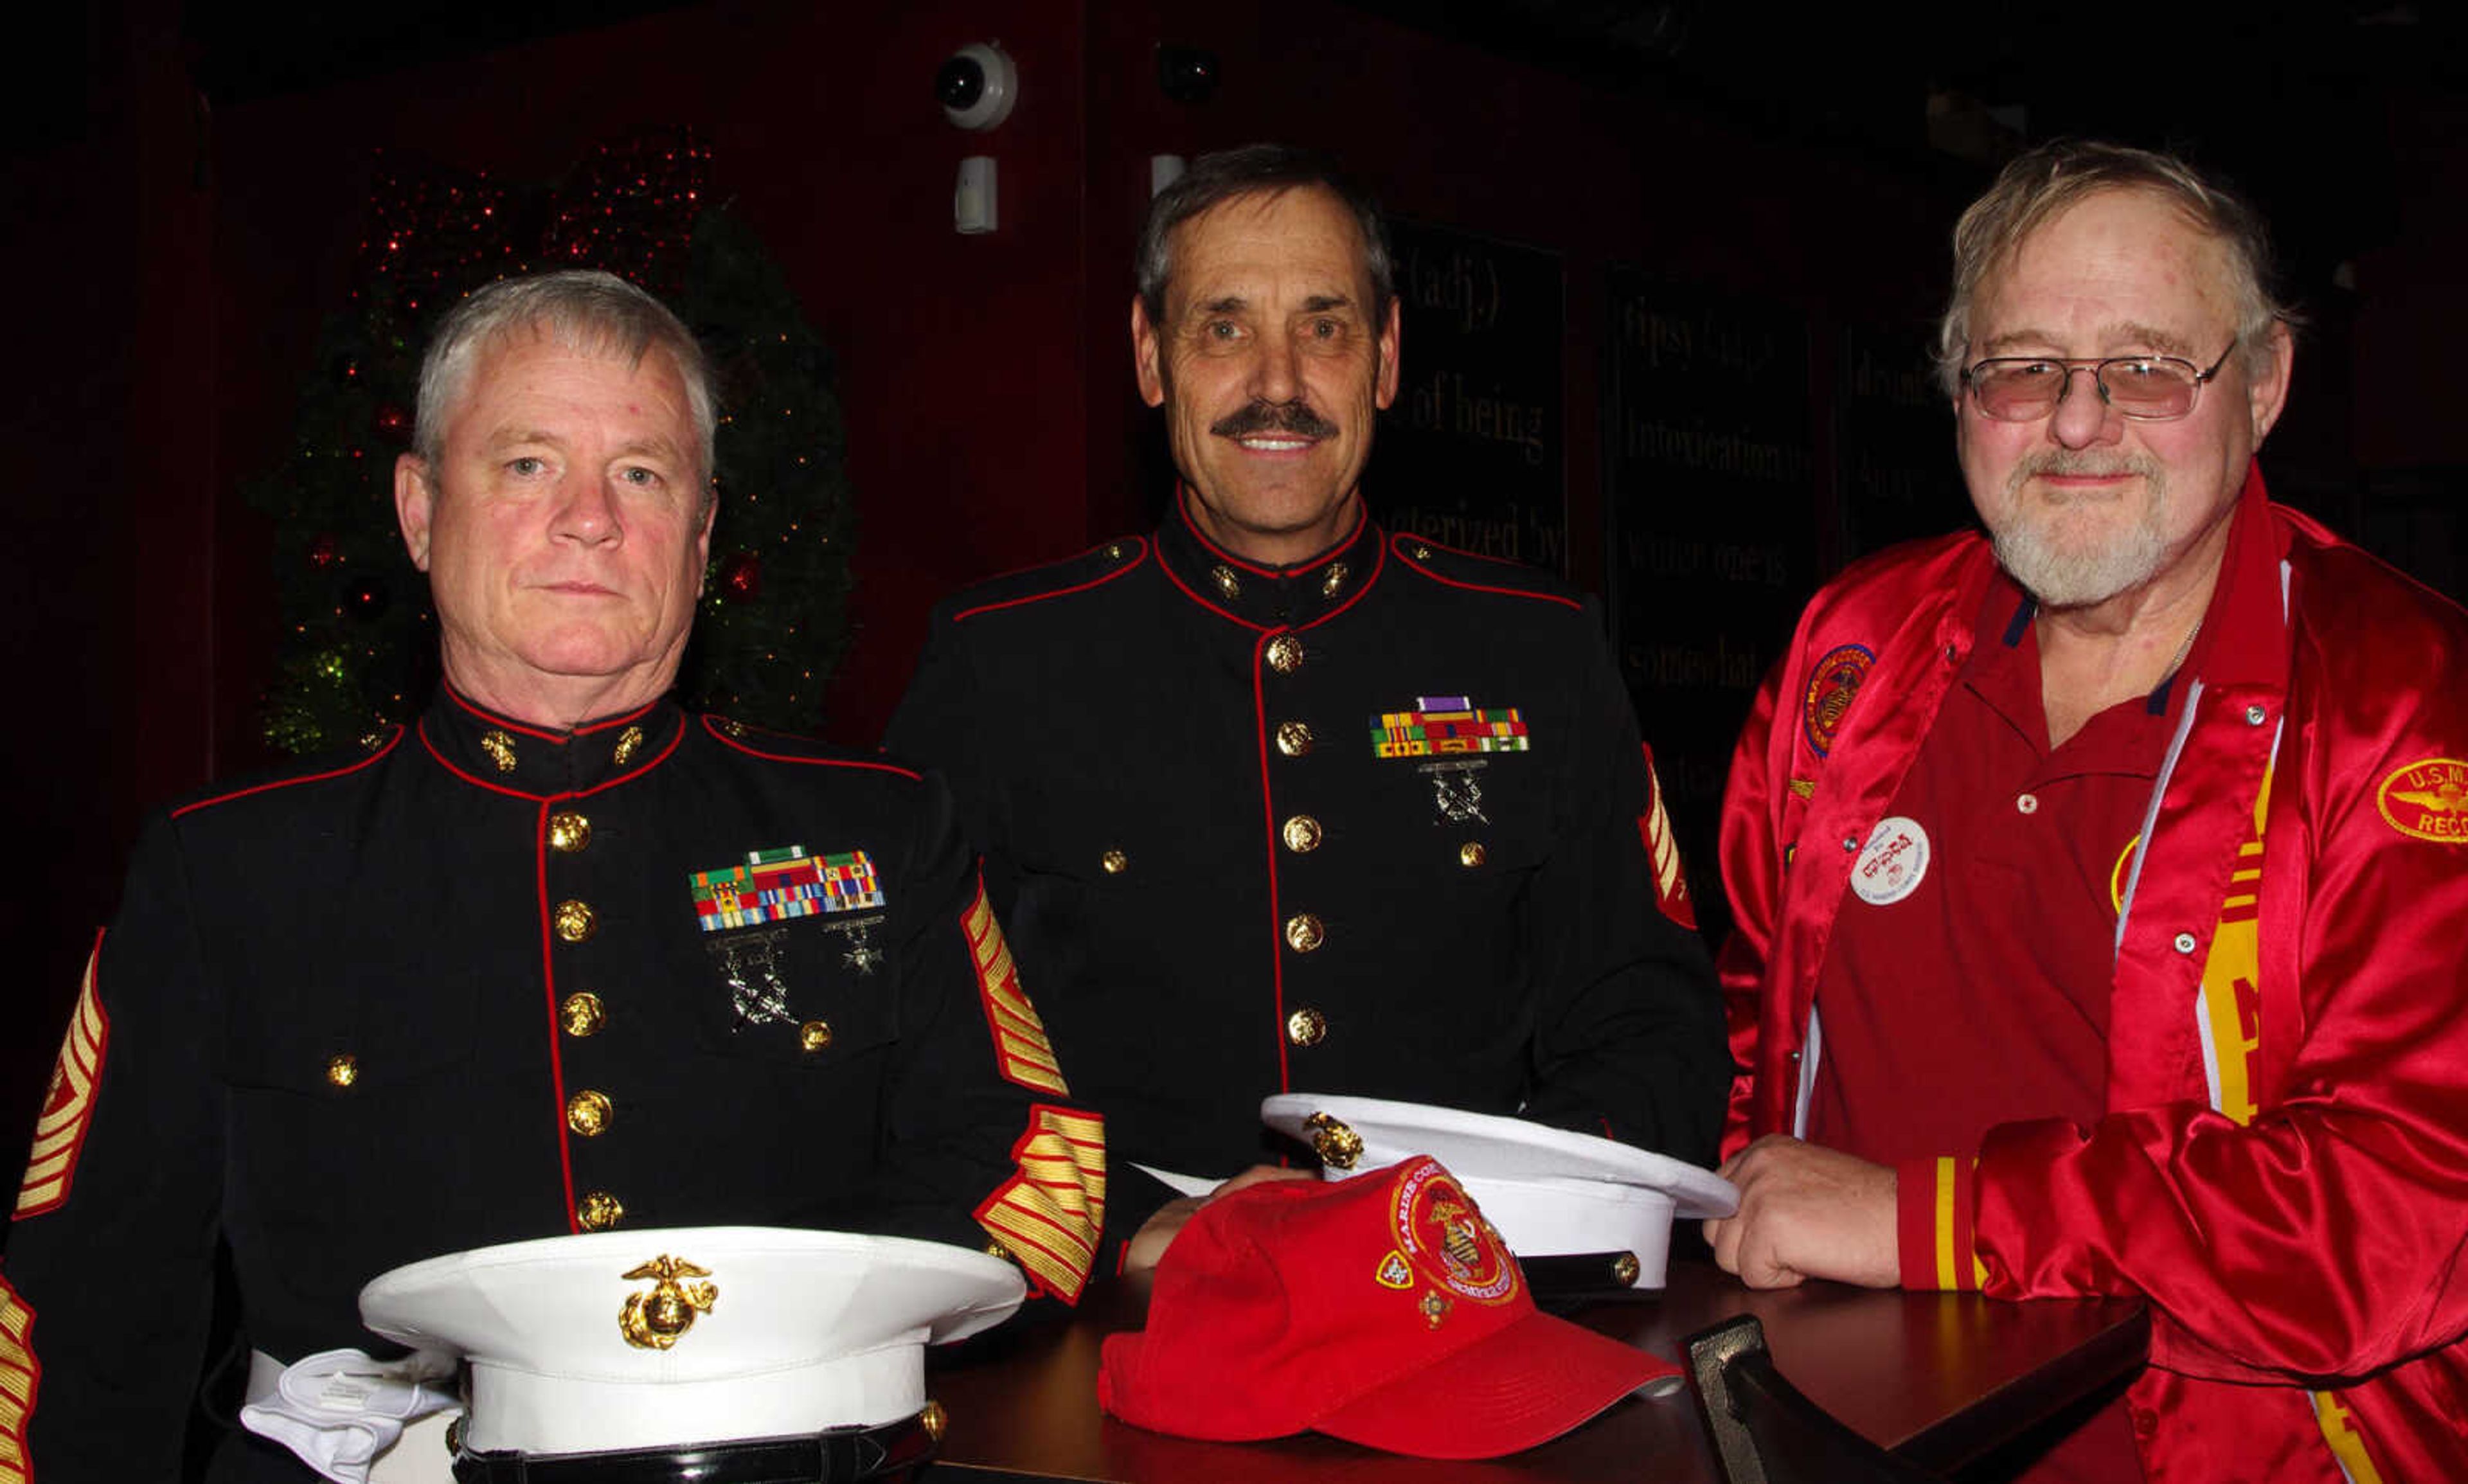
[2376,758,2468,843]
[710,929,794,1027]
[1420,761,1488,825]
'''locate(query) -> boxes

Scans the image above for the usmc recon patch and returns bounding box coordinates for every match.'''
[1372,697,1530,758]
[2376,758,2468,843]
[16,939,108,1220]
[690,846,884,932]
[1801,644,1875,758]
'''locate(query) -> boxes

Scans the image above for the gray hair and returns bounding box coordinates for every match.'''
[1135,144,1393,326]
[412,270,717,491]
[1936,139,2294,398]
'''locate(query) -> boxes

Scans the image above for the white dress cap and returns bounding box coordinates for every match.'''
[1259,1094,1739,1288]
[358,1226,1023,1457]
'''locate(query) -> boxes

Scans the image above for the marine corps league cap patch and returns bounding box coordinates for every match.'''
[1096,1156,1676,1458]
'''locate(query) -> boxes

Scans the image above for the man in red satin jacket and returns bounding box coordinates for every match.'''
[1704,139,2468,1483]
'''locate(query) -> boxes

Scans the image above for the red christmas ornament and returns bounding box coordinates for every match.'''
[719,551,762,602]
[308,533,341,569]
[375,403,413,442]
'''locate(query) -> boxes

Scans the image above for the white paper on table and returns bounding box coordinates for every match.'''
[1129,1163,1219,1199]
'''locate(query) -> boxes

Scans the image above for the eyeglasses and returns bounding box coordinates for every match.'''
[1961,339,2238,422]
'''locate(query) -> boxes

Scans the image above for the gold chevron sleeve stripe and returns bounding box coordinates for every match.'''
[961,881,1069,1095]
[975,1107,1106,1302]
[1933,1157,1961,1292]
[2310,1390,2386,1484]
[1646,789,1682,897]
[1,1273,35,1482]
[17,942,109,1220]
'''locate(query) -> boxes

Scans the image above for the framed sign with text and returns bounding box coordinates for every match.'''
[1371,219,1567,573]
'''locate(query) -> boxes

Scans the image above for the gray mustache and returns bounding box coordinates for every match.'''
[1212,401,1339,439]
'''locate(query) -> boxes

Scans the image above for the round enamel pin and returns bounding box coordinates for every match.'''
[1850,816,1930,906]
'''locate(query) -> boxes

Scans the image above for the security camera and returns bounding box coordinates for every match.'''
[936,42,1017,131]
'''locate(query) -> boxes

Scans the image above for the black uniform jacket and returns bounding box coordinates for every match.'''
[2,688,1103,1482]
[886,497,1727,1249]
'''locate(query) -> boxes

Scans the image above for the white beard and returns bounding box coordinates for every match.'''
[1987,452,2170,609]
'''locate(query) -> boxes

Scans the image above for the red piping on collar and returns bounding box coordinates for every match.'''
[443,684,664,743]
[417,715,684,801]
[1175,485,1368,580]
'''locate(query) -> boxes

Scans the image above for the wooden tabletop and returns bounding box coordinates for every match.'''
[926,1262,2149,1483]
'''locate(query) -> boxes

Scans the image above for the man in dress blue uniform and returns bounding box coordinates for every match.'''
[2,271,1103,1483]
[886,145,1725,1270]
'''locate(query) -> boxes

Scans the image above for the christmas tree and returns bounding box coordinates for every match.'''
[248,131,852,753]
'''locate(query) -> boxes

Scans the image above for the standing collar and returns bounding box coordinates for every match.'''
[418,684,686,797]
[1154,484,1384,629]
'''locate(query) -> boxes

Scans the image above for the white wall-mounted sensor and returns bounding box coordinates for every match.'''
[937,42,1017,131]
[955,156,997,234]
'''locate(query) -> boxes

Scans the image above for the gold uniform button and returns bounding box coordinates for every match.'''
[1101,849,1129,875]
[799,1020,834,1053]
[555,900,598,943]
[1611,1252,1642,1286]
[920,1400,949,1444]
[1286,1006,1328,1046]
[1212,564,1242,599]
[1284,913,1325,952]
[566,1089,614,1137]
[325,1054,359,1089]
[1265,635,1305,674]
[1274,721,1314,757]
[547,811,592,854]
[577,1191,624,1230]
[1282,815,1323,853]
[1459,841,1488,868]
[480,729,518,773]
[560,992,606,1037]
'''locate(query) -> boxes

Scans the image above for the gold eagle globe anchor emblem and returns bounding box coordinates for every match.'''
[619,1255,719,1350]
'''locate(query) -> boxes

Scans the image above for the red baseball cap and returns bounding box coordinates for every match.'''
[1097,1156,1677,1458]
